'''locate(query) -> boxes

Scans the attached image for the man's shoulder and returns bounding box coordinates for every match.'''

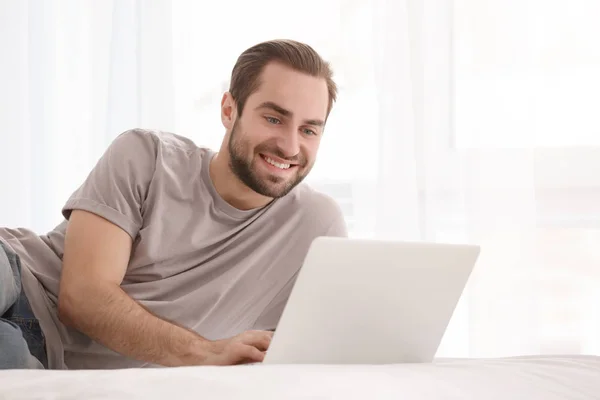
[109,128,214,175]
[278,183,347,236]
[115,128,205,154]
[289,183,342,215]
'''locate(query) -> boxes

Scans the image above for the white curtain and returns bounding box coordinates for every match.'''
[1,0,599,358]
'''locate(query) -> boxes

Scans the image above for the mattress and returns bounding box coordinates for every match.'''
[1,355,599,399]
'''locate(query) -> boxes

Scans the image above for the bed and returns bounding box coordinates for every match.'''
[2,355,599,399]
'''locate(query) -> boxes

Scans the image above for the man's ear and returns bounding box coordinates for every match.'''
[221,92,236,130]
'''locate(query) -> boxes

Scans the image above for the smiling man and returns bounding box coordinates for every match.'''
[0,39,347,370]
[211,56,331,209]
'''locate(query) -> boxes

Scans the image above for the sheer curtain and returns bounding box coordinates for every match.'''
[1,0,599,358]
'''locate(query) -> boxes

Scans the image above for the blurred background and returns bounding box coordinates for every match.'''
[1,0,599,358]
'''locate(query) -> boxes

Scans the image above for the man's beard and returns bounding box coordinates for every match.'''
[227,120,309,199]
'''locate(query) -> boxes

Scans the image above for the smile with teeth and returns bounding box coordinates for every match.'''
[262,155,292,170]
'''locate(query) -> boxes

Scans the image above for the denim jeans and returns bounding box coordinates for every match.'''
[0,240,47,369]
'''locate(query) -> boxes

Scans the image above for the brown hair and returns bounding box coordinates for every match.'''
[229,39,337,118]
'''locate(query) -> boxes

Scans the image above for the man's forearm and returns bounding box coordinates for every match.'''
[58,282,211,366]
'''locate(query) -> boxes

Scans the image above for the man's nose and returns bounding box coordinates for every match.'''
[277,128,300,158]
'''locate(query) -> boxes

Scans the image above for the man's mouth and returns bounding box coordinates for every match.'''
[260,154,296,170]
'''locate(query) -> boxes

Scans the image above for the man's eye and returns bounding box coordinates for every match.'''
[266,117,281,124]
[303,128,317,136]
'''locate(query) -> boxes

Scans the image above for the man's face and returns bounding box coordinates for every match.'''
[226,62,329,199]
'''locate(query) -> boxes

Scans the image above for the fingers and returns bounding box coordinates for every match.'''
[207,330,273,365]
[239,330,273,347]
[233,331,272,363]
[239,345,266,363]
[228,342,266,364]
[248,331,273,352]
[244,330,274,338]
[255,336,271,352]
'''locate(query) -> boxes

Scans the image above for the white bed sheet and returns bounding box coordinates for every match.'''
[1,355,599,400]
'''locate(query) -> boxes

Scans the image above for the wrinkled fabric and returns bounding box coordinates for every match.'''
[0,241,45,369]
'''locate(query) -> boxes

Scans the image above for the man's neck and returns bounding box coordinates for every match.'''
[209,153,273,211]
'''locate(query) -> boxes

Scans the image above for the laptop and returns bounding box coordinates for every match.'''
[262,236,480,365]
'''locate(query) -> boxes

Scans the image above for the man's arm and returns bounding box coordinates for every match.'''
[58,210,271,366]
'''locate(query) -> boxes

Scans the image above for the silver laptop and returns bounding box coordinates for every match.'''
[262,236,480,365]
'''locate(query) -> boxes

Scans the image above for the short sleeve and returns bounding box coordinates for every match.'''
[313,192,348,238]
[62,129,158,240]
[324,209,348,238]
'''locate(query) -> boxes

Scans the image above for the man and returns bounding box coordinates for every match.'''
[0,39,347,370]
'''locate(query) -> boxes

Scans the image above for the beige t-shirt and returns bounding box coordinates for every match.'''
[0,129,347,369]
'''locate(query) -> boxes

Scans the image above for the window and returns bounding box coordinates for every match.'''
[454,0,600,149]
[452,0,600,355]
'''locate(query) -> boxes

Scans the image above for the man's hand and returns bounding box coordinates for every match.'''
[204,330,274,365]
